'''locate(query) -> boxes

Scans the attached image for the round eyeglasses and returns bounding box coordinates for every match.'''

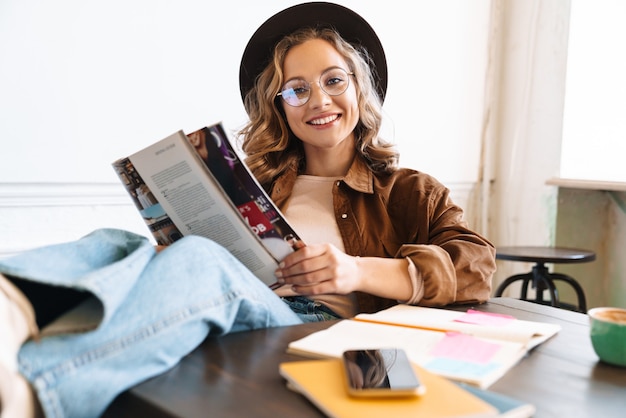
[277,67,354,107]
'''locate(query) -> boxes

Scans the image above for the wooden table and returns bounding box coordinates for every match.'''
[104,298,625,418]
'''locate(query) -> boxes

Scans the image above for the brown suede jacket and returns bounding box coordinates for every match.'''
[270,156,496,314]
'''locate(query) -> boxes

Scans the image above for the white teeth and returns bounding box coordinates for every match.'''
[309,115,338,125]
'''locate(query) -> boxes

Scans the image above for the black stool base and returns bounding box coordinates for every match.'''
[494,263,587,313]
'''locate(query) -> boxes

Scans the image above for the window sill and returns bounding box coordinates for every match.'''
[546,177,626,192]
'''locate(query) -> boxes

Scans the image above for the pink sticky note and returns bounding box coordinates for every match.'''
[454,309,516,326]
[430,332,501,364]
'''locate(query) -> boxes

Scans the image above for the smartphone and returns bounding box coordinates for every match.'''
[341,348,426,397]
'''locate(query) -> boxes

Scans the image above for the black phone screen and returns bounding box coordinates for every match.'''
[342,348,423,396]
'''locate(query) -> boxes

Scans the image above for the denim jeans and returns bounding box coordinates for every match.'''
[0,229,305,418]
[281,295,341,322]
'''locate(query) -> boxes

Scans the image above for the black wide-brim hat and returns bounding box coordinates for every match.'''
[239,2,387,104]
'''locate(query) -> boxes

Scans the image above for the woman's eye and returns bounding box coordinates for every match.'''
[293,86,309,95]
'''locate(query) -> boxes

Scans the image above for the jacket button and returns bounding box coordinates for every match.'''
[341,213,348,219]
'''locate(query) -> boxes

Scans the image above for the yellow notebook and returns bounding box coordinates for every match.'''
[279,359,498,418]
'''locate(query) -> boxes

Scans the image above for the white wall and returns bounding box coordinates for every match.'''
[0,0,490,254]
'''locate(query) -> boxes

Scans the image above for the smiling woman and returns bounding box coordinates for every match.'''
[0,3,497,417]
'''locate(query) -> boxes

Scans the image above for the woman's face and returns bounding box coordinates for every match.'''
[280,38,359,157]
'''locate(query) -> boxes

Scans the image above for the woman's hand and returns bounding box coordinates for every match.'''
[275,243,415,301]
[155,245,168,253]
[274,243,360,295]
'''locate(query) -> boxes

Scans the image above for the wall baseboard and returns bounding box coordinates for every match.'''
[0,181,476,257]
[0,182,131,207]
[0,183,148,257]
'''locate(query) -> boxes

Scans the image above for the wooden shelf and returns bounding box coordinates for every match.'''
[546,177,626,192]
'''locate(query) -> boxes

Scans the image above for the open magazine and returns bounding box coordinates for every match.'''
[112,122,304,287]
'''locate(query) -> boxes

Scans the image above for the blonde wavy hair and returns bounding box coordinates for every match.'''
[238,27,398,189]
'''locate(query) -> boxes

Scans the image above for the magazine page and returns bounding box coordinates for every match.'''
[124,130,281,287]
[112,157,184,245]
[186,123,305,261]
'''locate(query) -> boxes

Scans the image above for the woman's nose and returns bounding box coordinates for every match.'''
[307,82,331,107]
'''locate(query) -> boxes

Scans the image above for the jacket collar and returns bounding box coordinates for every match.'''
[342,156,374,194]
[272,156,374,203]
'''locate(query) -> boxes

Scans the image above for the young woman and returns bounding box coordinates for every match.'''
[0,3,495,417]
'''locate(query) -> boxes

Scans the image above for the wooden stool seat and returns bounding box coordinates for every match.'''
[494,246,596,312]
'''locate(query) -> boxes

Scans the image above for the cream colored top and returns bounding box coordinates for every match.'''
[280,175,358,318]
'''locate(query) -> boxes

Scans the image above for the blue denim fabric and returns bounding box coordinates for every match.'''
[281,296,341,322]
[0,229,303,418]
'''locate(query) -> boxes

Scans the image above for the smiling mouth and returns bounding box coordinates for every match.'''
[308,114,340,125]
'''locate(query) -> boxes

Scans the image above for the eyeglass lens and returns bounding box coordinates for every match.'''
[279,68,351,107]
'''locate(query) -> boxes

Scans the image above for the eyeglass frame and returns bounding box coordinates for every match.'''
[276,67,355,107]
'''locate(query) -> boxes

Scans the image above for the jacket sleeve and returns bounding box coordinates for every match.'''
[396,187,496,306]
